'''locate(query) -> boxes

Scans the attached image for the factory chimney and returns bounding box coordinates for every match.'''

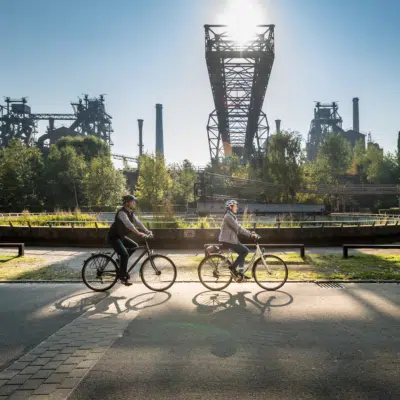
[275,119,281,134]
[353,97,360,132]
[155,104,164,156]
[137,119,144,156]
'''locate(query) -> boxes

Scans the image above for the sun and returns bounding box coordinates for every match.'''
[219,0,265,45]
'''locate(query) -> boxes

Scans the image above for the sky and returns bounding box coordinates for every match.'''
[1,0,399,167]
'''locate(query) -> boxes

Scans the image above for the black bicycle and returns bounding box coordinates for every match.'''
[82,234,177,292]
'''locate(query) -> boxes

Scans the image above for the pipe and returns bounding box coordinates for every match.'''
[353,97,359,132]
[275,119,281,134]
[155,104,164,155]
[137,119,144,156]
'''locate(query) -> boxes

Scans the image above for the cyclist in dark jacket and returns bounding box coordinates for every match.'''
[108,195,152,286]
[219,199,257,282]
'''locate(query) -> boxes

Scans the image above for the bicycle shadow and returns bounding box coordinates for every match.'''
[192,289,294,358]
[54,291,109,313]
[77,290,173,318]
[193,289,293,317]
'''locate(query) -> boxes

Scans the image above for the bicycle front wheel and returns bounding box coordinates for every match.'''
[253,254,288,291]
[140,255,177,292]
[82,254,118,292]
[198,254,233,291]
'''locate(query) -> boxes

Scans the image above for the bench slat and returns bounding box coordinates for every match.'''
[0,243,24,257]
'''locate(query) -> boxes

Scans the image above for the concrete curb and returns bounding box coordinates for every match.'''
[0,279,399,284]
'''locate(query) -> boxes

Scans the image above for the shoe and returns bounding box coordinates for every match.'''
[120,278,132,286]
[119,274,132,286]
[235,272,251,283]
[229,265,239,277]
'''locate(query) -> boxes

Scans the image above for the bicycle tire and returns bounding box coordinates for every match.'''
[82,254,119,292]
[140,255,177,292]
[253,254,288,291]
[198,254,233,291]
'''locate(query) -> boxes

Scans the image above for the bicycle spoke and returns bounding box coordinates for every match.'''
[141,255,176,291]
[82,255,118,292]
[253,255,288,291]
[198,254,233,291]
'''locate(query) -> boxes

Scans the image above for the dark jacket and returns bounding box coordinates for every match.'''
[218,210,252,244]
[108,207,135,240]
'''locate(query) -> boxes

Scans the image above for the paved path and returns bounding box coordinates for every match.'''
[0,282,399,399]
[0,284,106,371]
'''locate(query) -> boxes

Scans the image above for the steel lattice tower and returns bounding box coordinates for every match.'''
[205,25,275,163]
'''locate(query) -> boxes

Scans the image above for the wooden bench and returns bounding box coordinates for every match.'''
[204,243,305,258]
[343,244,400,258]
[0,243,25,257]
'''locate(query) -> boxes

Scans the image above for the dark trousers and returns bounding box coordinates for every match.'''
[221,242,249,272]
[109,236,138,279]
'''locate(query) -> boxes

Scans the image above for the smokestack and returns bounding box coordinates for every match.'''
[275,119,281,134]
[155,104,164,155]
[137,119,144,156]
[353,97,359,132]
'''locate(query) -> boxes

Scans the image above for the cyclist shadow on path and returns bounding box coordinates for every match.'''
[55,290,172,318]
[191,289,294,358]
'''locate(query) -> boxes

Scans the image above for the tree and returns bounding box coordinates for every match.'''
[0,139,44,210]
[311,134,352,184]
[44,145,87,209]
[56,136,110,162]
[169,160,197,204]
[263,130,303,201]
[83,157,127,207]
[135,154,172,209]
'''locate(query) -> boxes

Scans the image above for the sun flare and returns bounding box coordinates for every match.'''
[219,0,266,44]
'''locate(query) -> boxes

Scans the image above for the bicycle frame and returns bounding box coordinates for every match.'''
[225,242,271,275]
[109,240,157,274]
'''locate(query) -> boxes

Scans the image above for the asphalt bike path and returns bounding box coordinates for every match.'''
[71,282,400,400]
[0,282,399,399]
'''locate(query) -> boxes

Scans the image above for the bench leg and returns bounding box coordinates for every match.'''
[300,246,305,259]
[343,247,348,259]
[19,245,24,257]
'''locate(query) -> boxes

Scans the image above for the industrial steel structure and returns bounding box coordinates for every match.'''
[204,25,275,163]
[306,98,366,161]
[155,104,164,156]
[0,95,113,148]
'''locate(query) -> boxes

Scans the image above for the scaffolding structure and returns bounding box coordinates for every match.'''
[306,102,344,161]
[205,25,275,163]
[0,95,113,148]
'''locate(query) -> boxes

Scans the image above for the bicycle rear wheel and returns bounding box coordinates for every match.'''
[140,255,177,292]
[198,254,233,291]
[253,254,288,291]
[82,254,118,292]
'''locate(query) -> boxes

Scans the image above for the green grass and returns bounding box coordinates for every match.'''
[0,211,109,227]
[306,253,400,280]
[0,255,80,280]
[181,252,400,280]
[0,252,399,282]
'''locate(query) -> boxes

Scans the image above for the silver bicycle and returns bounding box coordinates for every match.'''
[198,236,288,291]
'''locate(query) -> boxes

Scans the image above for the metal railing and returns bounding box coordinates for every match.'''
[1,218,398,229]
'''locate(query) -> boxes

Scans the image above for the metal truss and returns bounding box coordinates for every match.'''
[306,102,344,161]
[205,24,275,162]
[112,154,137,163]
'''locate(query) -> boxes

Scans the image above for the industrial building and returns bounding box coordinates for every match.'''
[306,98,366,161]
[0,95,113,149]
